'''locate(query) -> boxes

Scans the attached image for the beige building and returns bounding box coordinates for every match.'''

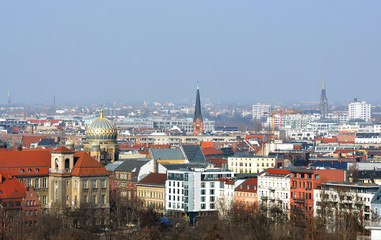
[137,173,166,214]
[0,146,110,214]
[228,155,276,174]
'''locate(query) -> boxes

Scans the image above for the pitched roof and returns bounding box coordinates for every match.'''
[114,159,150,179]
[201,147,224,156]
[206,158,227,168]
[181,145,206,163]
[105,161,125,172]
[137,173,167,186]
[0,150,51,177]
[52,146,75,153]
[235,178,258,193]
[0,173,26,200]
[71,152,110,176]
[150,148,185,161]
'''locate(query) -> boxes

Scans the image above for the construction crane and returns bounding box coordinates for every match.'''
[263,109,303,133]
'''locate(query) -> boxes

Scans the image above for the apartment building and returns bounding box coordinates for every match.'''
[165,168,234,222]
[258,169,291,213]
[228,155,276,174]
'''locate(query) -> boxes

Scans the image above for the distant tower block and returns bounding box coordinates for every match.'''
[319,73,328,118]
[193,82,203,136]
[7,88,11,106]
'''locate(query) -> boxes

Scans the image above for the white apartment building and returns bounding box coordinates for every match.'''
[165,168,234,216]
[252,103,271,120]
[314,182,378,224]
[348,100,371,122]
[257,169,291,213]
[228,156,277,174]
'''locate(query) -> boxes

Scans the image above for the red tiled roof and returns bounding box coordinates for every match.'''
[202,147,224,156]
[235,178,258,193]
[0,150,51,177]
[206,158,227,168]
[52,146,75,153]
[137,173,167,186]
[0,172,26,200]
[71,151,110,176]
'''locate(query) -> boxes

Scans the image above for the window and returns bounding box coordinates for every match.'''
[101,195,105,204]
[210,182,215,188]
[201,197,206,202]
[27,179,31,187]
[201,204,206,209]
[101,179,106,188]
[201,189,206,195]
[210,196,215,202]
[315,174,320,179]
[201,182,206,188]
[84,195,88,202]
[210,189,215,195]
[43,196,47,204]
[35,179,39,188]
[43,178,47,188]
[74,180,78,189]
[92,180,97,188]
[169,181,171,186]
[83,180,88,189]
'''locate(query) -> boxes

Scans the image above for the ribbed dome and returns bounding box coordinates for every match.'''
[86,110,117,142]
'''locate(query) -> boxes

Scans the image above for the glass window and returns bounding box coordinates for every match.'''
[92,180,97,188]
[35,179,39,188]
[83,180,88,189]
[101,179,106,188]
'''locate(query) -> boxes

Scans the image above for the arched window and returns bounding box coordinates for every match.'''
[65,158,70,169]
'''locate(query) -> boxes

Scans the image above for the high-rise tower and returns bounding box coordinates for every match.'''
[7,88,11,106]
[193,82,203,136]
[319,73,328,118]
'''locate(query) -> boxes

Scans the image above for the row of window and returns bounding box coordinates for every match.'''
[83,194,106,204]
[26,178,47,188]
[138,190,164,199]
[81,179,107,189]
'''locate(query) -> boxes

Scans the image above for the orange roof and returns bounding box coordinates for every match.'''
[71,152,110,176]
[0,150,51,177]
[0,172,26,200]
[52,146,75,153]
[235,178,258,193]
[201,147,224,156]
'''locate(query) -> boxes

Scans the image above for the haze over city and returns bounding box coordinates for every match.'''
[1,1,381,105]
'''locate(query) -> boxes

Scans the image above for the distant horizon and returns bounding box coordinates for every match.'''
[1,1,380,105]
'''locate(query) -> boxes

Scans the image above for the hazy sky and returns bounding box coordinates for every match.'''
[1,1,380,105]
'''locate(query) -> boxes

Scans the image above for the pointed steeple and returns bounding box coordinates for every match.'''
[322,72,325,90]
[193,82,203,136]
[320,73,328,117]
[193,82,203,122]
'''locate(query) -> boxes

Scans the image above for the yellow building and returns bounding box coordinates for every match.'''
[137,173,167,214]
[228,155,276,174]
[84,109,119,164]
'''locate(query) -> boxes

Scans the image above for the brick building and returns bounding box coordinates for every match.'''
[290,168,345,226]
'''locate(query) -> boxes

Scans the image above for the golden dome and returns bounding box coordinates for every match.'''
[86,109,117,142]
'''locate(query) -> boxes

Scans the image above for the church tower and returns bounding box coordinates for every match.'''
[319,73,328,118]
[193,82,203,136]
